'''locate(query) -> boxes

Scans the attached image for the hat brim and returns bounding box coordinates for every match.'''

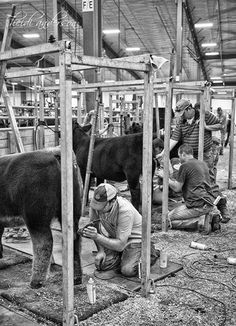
[90,198,107,211]
[174,110,185,117]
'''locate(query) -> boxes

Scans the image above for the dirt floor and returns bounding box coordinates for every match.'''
[1,144,236,326]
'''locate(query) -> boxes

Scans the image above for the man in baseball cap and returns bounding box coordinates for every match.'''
[82,183,160,278]
[174,98,191,116]
[90,183,118,211]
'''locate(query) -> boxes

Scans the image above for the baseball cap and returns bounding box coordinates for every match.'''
[90,183,118,210]
[175,98,191,115]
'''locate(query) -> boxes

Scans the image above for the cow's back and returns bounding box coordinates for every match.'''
[92,133,143,181]
[0,151,61,223]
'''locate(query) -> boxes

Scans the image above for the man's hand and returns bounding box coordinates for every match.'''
[82,226,98,240]
[156,168,164,179]
[156,150,164,161]
[95,251,106,270]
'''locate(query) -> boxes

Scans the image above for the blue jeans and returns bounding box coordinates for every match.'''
[168,203,212,231]
[203,148,216,184]
[99,242,158,277]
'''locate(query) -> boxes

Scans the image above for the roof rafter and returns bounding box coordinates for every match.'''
[183,0,208,80]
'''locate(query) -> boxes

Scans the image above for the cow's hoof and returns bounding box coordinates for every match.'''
[74,276,82,285]
[30,280,43,289]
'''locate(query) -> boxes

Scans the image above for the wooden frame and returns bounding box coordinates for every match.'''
[0,41,166,324]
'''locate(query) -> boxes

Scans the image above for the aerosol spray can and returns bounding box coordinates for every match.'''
[160,250,168,268]
[190,241,207,250]
[138,258,142,279]
[87,277,96,304]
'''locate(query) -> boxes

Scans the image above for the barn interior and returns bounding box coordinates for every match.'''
[0,1,236,326]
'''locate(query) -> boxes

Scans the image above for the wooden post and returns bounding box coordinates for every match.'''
[141,64,154,297]
[59,44,74,326]
[198,90,205,161]
[109,94,113,123]
[228,93,235,189]
[77,91,82,124]
[54,91,60,146]
[175,0,183,81]
[154,93,160,136]
[0,5,16,97]
[81,89,100,217]
[39,89,45,149]
[162,50,175,232]
[0,5,24,153]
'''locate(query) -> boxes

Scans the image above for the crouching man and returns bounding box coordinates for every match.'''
[81,183,159,277]
[156,144,230,233]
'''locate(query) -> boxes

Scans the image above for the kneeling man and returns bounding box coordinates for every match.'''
[156,144,230,233]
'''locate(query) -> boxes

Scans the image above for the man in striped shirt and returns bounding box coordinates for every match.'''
[157,98,222,183]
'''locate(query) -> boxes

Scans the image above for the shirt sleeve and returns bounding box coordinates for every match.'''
[176,164,187,184]
[171,122,181,141]
[116,211,134,241]
[206,111,220,125]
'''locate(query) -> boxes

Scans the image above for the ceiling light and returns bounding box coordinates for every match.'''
[23,33,40,38]
[103,29,120,34]
[201,43,217,47]
[217,91,227,95]
[212,80,223,84]
[194,22,213,28]
[104,80,115,83]
[205,52,219,56]
[126,47,140,52]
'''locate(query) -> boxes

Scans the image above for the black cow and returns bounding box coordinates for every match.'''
[0,150,82,288]
[125,121,181,160]
[73,123,157,210]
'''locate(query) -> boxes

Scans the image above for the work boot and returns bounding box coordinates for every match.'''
[217,196,230,223]
[201,213,212,235]
[211,212,221,232]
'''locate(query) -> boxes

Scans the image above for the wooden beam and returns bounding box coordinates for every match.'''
[72,54,149,72]
[59,47,74,326]
[0,41,66,62]
[5,65,94,79]
[141,66,154,297]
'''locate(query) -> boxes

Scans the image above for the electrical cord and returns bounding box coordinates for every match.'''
[154,283,227,326]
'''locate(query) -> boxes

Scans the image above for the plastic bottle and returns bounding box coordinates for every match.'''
[190,241,207,250]
[227,257,236,265]
[87,277,96,304]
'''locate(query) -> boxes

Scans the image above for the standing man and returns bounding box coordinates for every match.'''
[216,107,227,155]
[157,98,222,183]
[81,183,159,277]
[156,144,230,231]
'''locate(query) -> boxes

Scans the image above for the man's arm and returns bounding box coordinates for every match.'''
[83,226,129,252]
[156,169,183,193]
[168,178,183,193]
[156,139,178,160]
[205,122,222,131]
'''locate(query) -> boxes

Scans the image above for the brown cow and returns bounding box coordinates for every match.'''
[0,150,82,288]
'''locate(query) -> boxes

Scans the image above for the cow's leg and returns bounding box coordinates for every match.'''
[96,177,104,186]
[27,224,53,288]
[74,230,82,284]
[126,174,140,211]
[0,225,4,259]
